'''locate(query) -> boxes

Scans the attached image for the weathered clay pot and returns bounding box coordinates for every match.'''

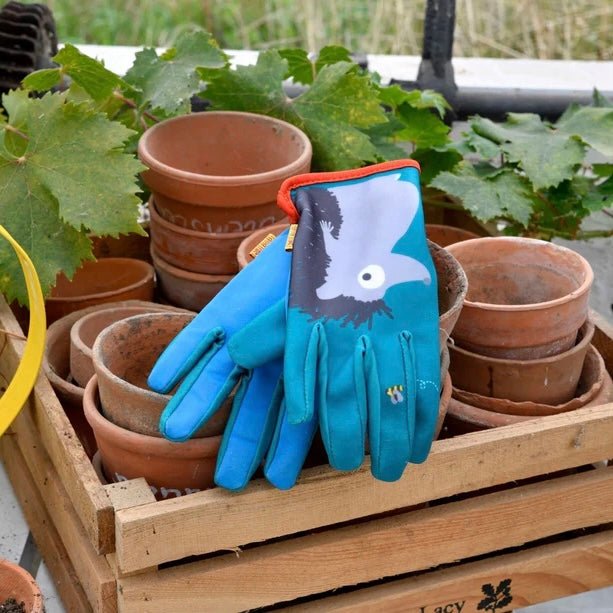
[138,111,312,232]
[84,376,221,499]
[90,223,151,263]
[151,246,232,311]
[451,344,612,418]
[149,198,253,275]
[425,224,480,247]
[70,304,186,388]
[446,237,593,359]
[46,257,155,324]
[236,222,290,269]
[92,312,230,437]
[0,559,44,613]
[449,319,595,405]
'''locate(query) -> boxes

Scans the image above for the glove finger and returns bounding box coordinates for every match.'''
[159,345,240,441]
[264,393,318,490]
[228,299,286,369]
[214,361,284,491]
[368,331,416,482]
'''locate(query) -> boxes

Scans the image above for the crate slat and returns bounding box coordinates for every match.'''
[287,528,613,612]
[117,467,613,611]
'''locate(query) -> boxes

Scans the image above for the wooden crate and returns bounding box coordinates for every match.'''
[0,294,612,613]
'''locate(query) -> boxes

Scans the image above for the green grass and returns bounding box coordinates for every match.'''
[29,0,613,60]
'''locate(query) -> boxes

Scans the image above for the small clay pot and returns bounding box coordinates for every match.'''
[451,344,612,418]
[446,237,593,359]
[425,224,480,247]
[92,312,230,437]
[449,319,595,405]
[0,559,44,613]
[236,222,290,269]
[151,246,233,311]
[84,376,221,499]
[138,111,312,232]
[149,198,253,275]
[70,304,186,388]
[46,257,156,324]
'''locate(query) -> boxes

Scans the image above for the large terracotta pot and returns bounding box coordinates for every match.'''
[92,312,230,437]
[138,111,312,232]
[446,237,593,359]
[151,246,232,311]
[0,559,43,613]
[149,198,253,275]
[425,224,479,247]
[46,257,155,324]
[84,376,221,499]
[90,224,151,263]
[449,319,595,405]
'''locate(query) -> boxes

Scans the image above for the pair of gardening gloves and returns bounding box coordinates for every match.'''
[148,160,440,491]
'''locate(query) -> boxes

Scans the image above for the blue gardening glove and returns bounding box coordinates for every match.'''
[230,160,440,482]
[147,231,317,491]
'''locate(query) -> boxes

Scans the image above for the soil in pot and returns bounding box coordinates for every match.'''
[0,560,43,613]
[138,111,312,232]
[93,312,230,437]
[84,376,221,499]
[46,257,155,324]
[446,237,593,359]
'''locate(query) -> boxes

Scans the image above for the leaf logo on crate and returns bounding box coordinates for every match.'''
[477,579,513,612]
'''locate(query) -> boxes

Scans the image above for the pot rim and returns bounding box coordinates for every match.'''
[0,558,44,613]
[236,221,290,269]
[47,258,155,305]
[449,318,595,366]
[92,311,196,405]
[84,375,221,454]
[150,197,256,239]
[446,237,594,312]
[151,245,234,282]
[138,111,313,188]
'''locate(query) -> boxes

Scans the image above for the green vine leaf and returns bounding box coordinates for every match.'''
[556,106,613,157]
[411,146,462,185]
[0,90,145,302]
[125,30,228,114]
[204,50,386,170]
[279,45,353,85]
[394,104,450,149]
[471,113,585,190]
[22,68,62,92]
[431,163,536,226]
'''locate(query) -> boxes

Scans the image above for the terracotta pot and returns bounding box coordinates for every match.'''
[149,198,254,275]
[0,560,43,613]
[84,376,221,499]
[435,372,453,439]
[236,222,290,269]
[138,111,312,232]
[425,224,480,247]
[69,304,187,388]
[451,344,612,418]
[93,312,230,437]
[46,257,156,324]
[446,237,593,359]
[151,246,232,311]
[90,222,151,263]
[449,319,595,405]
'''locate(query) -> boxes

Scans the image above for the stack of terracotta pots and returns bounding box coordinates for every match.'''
[138,111,312,311]
[443,237,613,433]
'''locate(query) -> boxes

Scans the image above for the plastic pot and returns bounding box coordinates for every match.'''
[92,312,230,438]
[46,257,155,324]
[138,111,312,232]
[446,237,593,359]
[0,559,44,613]
[449,319,595,405]
[84,376,221,499]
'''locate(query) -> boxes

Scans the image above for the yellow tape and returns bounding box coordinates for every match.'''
[0,224,45,437]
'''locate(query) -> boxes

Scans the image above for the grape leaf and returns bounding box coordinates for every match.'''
[204,50,386,170]
[471,114,584,190]
[556,106,613,157]
[592,163,613,177]
[395,104,450,148]
[583,176,613,211]
[432,163,536,226]
[125,30,228,114]
[378,84,449,117]
[411,147,462,185]
[22,68,62,92]
[279,45,353,85]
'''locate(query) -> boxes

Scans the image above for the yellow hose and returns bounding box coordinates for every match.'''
[0,225,45,437]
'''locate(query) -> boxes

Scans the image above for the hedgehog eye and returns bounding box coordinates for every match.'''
[358,264,385,290]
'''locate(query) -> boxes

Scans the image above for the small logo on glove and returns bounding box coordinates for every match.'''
[386,385,404,404]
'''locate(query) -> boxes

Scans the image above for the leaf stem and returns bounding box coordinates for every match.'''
[112,91,160,124]
[0,124,29,141]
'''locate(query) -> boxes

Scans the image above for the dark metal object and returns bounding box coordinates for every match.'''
[18,532,42,578]
[0,1,58,98]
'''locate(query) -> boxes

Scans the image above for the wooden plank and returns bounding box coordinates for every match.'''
[0,435,93,613]
[9,408,117,612]
[287,529,613,612]
[591,309,613,371]
[104,479,156,512]
[0,296,115,553]
[117,467,613,611]
[116,403,613,573]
